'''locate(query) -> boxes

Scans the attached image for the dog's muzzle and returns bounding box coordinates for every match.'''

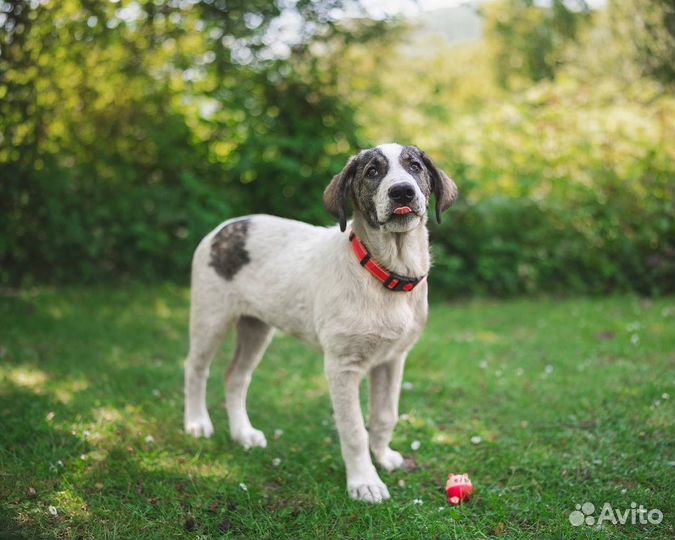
[388,182,421,218]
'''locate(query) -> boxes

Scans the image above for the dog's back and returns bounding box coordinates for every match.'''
[190,214,344,344]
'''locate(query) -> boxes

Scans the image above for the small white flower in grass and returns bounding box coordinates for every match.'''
[620,488,627,494]
[470,435,482,445]
[662,393,669,400]
[479,360,488,370]
[630,334,639,345]
[46,411,55,422]
[398,479,406,487]
[402,381,414,391]
[411,440,421,451]
[413,498,423,505]
[272,458,281,467]
[399,413,410,422]
[57,460,64,467]
[239,483,248,492]
[273,429,283,440]
[654,400,661,407]
[438,506,445,511]
[152,389,161,397]
[48,505,58,516]
[544,365,554,375]
[80,454,87,461]
[144,435,155,444]
[83,430,90,438]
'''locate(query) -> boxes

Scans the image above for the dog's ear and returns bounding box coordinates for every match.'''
[323,154,360,232]
[420,152,458,224]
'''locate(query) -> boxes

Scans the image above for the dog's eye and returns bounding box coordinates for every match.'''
[365,166,379,178]
[409,161,421,173]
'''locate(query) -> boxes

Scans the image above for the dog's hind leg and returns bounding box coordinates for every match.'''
[184,292,232,438]
[225,316,274,450]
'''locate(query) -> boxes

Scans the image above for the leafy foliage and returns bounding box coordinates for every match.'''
[429,77,675,297]
[605,0,675,85]
[483,0,591,88]
[0,0,672,296]
[335,0,674,298]
[0,0,371,284]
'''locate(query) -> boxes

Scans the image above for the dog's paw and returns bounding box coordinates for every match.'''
[232,426,267,450]
[348,477,391,504]
[185,414,214,438]
[375,447,404,472]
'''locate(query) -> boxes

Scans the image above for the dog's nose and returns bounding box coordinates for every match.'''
[388,183,416,205]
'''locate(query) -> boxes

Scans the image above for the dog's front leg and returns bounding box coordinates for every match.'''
[325,360,390,503]
[368,356,406,472]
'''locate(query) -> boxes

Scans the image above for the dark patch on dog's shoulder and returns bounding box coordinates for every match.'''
[209,219,251,280]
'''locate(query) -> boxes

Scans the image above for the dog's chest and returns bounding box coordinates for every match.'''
[321,291,426,366]
[368,301,419,338]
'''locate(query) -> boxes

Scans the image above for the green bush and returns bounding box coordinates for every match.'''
[428,78,674,298]
[0,0,362,285]
[1,0,673,297]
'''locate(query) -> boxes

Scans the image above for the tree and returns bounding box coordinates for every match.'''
[0,0,390,284]
[482,0,590,88]
[606,0,675,86]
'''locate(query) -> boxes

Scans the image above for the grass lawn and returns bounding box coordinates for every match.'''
[1,286,673,539]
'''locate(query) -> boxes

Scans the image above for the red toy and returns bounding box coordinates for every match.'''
[446,473,473,505]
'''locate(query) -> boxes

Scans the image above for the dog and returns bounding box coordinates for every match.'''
[184,143,458,503]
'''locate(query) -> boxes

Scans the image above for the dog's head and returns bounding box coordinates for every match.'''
[324,143,458,233]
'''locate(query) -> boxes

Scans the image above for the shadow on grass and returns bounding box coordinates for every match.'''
[1,289,354,537]
[2,289,674,539]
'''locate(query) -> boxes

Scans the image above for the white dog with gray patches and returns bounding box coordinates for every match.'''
[184,143,458,503]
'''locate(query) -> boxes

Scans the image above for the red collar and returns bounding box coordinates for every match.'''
[349,231,426,292]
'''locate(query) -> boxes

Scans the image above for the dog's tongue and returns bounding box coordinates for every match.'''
[394,206,412,215]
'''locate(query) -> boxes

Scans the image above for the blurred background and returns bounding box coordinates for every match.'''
[1,0,673,298]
